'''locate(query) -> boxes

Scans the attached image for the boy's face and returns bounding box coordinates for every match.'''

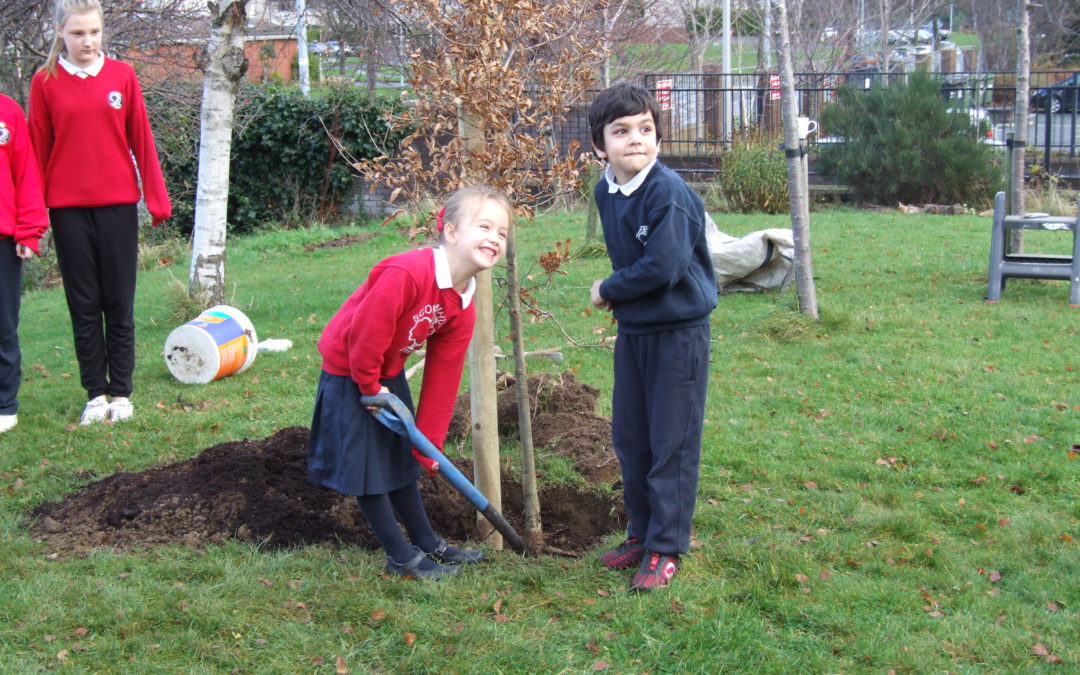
[595,111,659,185]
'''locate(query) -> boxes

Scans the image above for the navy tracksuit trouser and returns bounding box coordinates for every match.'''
[50,204,139,400]
[611,324,710,556]
[0,238,23,415]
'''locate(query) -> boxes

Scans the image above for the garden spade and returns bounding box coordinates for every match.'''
[360,392,530,555]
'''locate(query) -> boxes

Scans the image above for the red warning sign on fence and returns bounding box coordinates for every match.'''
[656,78,673,110]
[769,74,781,100]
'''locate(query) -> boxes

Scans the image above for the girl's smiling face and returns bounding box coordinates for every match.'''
[444,197,510,273]
[59,10,103,69]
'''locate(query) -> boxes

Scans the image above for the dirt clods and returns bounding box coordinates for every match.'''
[449,371,620,483]
[29,372,624,558]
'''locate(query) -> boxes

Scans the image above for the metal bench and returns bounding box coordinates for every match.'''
[986,191,1080,307]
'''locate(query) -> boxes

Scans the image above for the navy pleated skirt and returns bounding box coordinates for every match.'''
[307,369,421,496]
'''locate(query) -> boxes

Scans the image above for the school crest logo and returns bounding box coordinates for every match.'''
[0,123,9,146]
[402,303,446,354]
[107,91,123,110]
[635,225,649,242]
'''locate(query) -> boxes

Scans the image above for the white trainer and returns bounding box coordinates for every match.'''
[79,396,110,426]
[0,414,16,433]
[108,397,134,423]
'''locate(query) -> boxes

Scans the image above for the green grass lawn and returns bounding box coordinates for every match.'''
[2,206,1077,672]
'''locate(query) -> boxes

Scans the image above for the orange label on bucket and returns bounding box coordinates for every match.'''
[214,335,250,380]
[197,312,230,324]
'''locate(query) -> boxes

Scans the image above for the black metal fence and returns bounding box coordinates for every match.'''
[556,70,1080,183]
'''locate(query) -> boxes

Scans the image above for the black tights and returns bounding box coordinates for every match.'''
[356,481,439,563]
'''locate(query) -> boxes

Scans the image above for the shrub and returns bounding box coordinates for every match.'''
[147,84,408,235]
[816,72,1001,207]
[717,130,789,213]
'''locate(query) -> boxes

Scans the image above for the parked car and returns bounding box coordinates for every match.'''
[887,26,933,45]
[312,41,353,56]
[1030,72,1080,114]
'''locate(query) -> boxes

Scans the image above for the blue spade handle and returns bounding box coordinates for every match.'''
[360,392,529,554]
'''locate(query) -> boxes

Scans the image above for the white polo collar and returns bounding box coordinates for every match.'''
[59,52,105,78]
[433,246,475,308]
[605,158,657,196]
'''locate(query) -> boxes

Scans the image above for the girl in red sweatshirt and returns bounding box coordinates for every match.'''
[309,185,511,579]
[28,0,171,426]
[0,94,50,435]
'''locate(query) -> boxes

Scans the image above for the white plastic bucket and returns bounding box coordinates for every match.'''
[164,305,258,384]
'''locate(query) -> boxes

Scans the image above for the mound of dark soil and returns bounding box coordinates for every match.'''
[449,371,619,483]
[29,372,625,559]
[303,232,379,251]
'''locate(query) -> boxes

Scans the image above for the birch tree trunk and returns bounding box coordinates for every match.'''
[1009,0,1030,252]
[772,0,818,319]
[189,0,248,304]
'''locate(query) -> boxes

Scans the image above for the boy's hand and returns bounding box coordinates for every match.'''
[15,244,35,259]
[591,280,612,310]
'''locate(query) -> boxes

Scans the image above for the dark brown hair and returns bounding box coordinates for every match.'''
[587,83,663,153]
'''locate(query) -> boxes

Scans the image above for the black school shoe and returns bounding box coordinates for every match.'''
[386,547,461,580]
[427,539,485,564]
[629,551,680,592]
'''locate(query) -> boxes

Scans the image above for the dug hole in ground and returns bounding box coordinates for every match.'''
[29,372,626,559]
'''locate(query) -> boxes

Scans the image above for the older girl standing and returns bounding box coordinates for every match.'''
[0,94,50,434]
[29,0,171,425]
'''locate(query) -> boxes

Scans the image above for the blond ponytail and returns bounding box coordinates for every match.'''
[42,0,104,78]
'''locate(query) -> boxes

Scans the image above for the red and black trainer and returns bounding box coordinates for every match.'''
[599,537,646,570]
[629,551,679,592]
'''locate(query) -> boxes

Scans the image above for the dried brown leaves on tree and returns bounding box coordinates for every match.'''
[355,0,611,220]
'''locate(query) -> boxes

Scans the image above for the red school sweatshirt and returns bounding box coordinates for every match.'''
[0,95,49,254]
[28,58,171,223]
[318,247,476,451]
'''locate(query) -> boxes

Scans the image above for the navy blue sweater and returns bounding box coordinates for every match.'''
[596,161,718,335]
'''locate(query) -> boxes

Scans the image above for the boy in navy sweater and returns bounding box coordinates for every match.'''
[588,83,717,592]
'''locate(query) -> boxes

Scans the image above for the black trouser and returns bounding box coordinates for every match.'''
[611,324,711,556]
[0,237,22,415]
[50,204,139,400]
